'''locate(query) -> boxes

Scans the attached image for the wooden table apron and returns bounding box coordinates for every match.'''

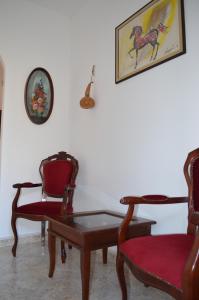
[47,210,155,300]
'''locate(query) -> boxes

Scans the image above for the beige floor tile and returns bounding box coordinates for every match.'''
[0,242,172,300]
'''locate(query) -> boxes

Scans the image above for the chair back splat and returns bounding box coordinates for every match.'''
[117,148,199,300]
[39,152,78,213]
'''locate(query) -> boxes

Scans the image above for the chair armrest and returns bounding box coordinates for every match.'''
[13,182,42,189]
[12,182,42,210]
[121,195,188,205]
[118,195,188,245]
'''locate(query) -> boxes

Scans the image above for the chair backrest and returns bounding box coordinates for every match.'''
[39,151,79,198]
[184,148,199,234]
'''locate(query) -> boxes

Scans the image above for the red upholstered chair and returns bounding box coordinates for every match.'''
[11,151,79,262]
[117,148,199,300]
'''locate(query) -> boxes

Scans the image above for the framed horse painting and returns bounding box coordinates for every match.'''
[115,0,186,83]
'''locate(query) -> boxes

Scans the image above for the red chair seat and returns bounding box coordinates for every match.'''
[120,234,194,289]
[16,201,64,216]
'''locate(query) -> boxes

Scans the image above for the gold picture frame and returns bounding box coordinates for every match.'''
[115,0,186,83]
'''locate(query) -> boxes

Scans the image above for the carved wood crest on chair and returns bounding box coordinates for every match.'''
[11,151,79,262]
[117,148,199,300]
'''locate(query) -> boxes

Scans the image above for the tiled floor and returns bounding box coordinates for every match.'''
[0,242,172,300]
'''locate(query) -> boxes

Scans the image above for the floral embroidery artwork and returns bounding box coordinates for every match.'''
[31,79,47,117]
[25,68,54,124]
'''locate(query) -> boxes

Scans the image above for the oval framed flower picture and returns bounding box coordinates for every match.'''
[24,67,54,124]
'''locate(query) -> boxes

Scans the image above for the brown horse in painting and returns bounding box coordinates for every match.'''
[128,23,167,68]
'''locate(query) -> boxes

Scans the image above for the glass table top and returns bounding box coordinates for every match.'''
[72,214,122,228]
[48,211,155,230]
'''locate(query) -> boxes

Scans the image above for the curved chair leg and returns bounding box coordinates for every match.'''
[61,240,66,263]
[116,252,128,300]
[11,214,18,257]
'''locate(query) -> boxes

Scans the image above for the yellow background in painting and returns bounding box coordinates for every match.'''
[142,0,176,46]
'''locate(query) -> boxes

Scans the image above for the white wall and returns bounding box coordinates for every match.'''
[0,0,199,240]
[70,0,199,234]
[0,0,72,239]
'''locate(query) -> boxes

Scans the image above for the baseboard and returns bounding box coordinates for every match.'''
[0,233,41,248]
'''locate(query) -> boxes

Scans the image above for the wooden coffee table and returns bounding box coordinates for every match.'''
[47,210,155,300]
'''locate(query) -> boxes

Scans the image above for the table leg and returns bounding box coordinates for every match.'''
[102,247,108,264]
[48,232,56,278]
[80,249,91,300]
[61,240,66,264]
